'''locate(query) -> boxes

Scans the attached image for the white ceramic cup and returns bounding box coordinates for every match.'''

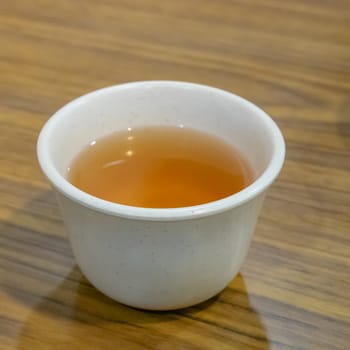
[37,81,285,310]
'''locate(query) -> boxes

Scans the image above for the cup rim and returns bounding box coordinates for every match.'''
[37,81,285,221]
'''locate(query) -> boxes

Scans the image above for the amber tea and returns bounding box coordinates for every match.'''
[68,126,253,208]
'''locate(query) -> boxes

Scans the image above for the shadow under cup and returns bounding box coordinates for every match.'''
[37,81,285,310]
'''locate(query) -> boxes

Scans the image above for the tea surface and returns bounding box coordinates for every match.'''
[68,126,253,208]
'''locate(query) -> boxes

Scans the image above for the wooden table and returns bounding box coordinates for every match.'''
[1,1,349,349]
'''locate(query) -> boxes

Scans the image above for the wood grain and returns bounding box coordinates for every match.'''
[1,0,350,349]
